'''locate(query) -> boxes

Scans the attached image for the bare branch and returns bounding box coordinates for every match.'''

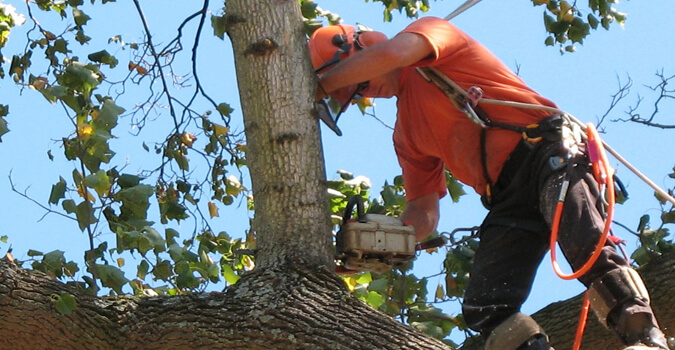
[596,74,632,128]
[615,70,675,129]
[8,173,77,223]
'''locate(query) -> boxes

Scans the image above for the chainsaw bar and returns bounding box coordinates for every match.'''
[315,100,342,136]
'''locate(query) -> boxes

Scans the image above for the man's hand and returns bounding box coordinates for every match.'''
[400,192,440,241]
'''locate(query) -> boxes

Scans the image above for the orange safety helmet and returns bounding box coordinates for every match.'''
[308,24,388,72]
[308,25,387,109]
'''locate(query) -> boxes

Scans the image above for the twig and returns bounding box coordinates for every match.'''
[8,173,76,222]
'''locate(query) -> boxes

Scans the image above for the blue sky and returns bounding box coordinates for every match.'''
[0,0,673,342]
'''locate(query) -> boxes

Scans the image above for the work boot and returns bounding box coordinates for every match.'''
[622,315,670,350]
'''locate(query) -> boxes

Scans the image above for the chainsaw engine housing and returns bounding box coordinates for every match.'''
[337,214,416,274]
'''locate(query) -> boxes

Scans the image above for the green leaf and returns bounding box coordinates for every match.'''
[445,172,466,203]
[52,39,69,54]
[95,264,128,294]
[152,259,173,281]
[216,103,234,117]
[115,184,154,220]
[355,271,372,285]
[27,249,44,256]
[88,50,118,68]
[94,99,124,131]
[637,214,650,232]
[62,199,77,214]
[52,293,77,315]
[412,321,445,339]
[0,113,8,142]
[142,227,166,254]
[587,13,599,29]
[165,228,180,245]
[222,264,240,284]
[60,62,99,93]
[364,290,385,309]
[117,174,142,189]
[75,200,97,231]
[211,15,227,40]
[661,210,675,224]
[72,8,90,27]
[301,0,319,19]
[49,177,67,205]
[84,170,110,197]
[368,278,388,294]
[137,260,150,280]
[631,246,650,266]
[34,250,66,278]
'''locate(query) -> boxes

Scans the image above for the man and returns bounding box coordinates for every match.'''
[308,17,671,350]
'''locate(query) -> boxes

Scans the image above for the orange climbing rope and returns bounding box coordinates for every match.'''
[549,123,616,350]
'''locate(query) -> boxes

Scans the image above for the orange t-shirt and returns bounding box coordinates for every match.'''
[394,17,558,200]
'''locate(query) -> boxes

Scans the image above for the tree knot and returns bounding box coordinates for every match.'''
[245,38,279,57]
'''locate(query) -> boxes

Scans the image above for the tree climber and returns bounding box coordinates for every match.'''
[308,17,671,350]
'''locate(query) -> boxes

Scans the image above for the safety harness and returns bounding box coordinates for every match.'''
[416,67,567,203]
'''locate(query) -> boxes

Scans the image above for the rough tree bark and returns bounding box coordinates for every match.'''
[1,251,673,349]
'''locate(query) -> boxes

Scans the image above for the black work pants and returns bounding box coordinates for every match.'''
[461,140,637,335]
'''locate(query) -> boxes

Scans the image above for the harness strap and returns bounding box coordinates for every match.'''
[416,67,563,203]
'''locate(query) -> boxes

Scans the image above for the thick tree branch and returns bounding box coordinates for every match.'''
[0,258,451,350]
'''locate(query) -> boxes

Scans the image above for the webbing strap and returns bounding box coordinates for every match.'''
[416,67,563,202]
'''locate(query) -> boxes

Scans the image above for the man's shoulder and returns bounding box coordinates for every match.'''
[402,16,459,35]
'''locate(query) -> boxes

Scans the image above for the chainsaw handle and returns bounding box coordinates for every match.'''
[342,196,366,223]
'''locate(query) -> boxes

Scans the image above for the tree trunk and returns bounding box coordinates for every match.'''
[461,251,675,350]
[225,0,333,270]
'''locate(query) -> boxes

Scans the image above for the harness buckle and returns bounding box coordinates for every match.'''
[466,86,484,106]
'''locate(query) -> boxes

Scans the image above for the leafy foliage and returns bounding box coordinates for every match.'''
[533,0,626,53]
[1,0,248,296]
[630,168,675,266]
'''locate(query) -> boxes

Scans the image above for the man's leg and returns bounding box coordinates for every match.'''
[462,223,551,349]
[540,159,670,349]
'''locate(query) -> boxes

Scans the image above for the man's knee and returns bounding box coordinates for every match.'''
[484,313,553,350]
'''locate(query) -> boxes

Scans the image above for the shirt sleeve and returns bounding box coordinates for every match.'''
[398,16,470,66]
[395,141,447,202]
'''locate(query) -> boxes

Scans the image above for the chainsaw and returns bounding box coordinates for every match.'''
[335,196,446,274]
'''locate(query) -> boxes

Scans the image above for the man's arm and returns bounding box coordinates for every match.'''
[400,192,440,241]
[319,32,434,93]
